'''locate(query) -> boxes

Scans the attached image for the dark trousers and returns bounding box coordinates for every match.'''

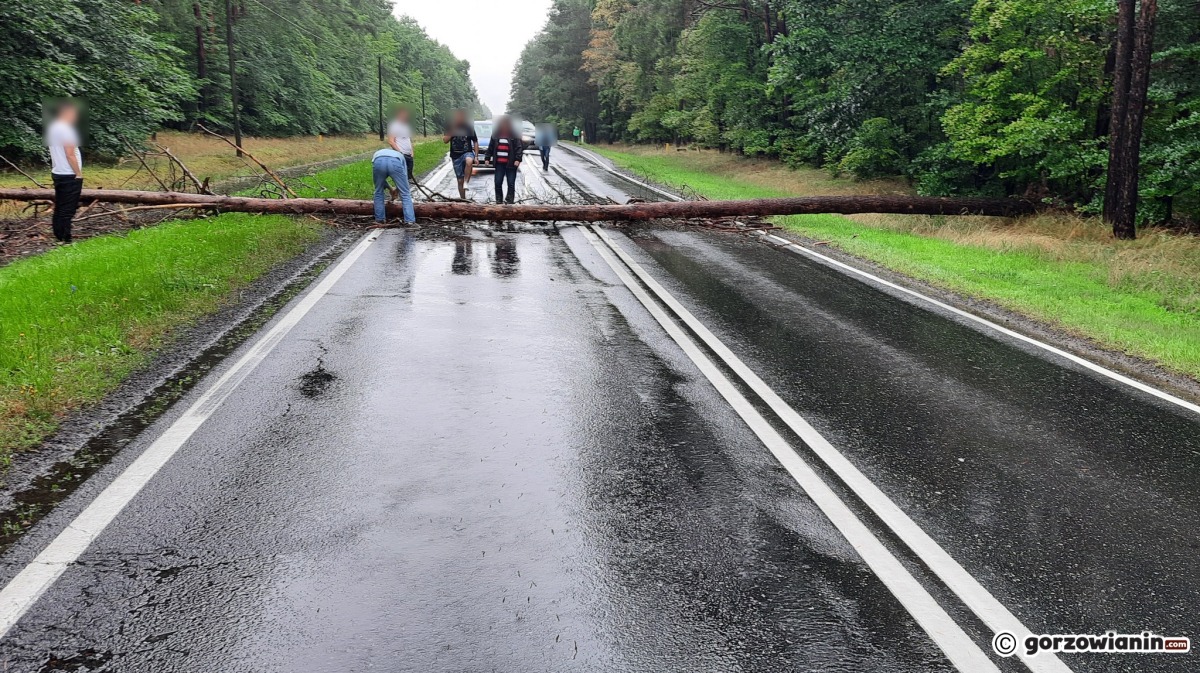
[52,173,83,242]
[494,162,517,203]
[539,145,551,170]
[403,154,415,182]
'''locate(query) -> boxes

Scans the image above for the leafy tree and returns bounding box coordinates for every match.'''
[0,0,483,162]
[0,0,193,160]
[939,0,1112,202]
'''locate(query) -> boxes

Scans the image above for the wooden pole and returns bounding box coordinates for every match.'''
[225,0,243,157]
[193,2,208,111]
[0,188,1040,221]
[378,57,385,142]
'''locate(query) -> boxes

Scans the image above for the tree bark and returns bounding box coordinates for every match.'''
[1103,0,1157,240]
[0,188,1040,221]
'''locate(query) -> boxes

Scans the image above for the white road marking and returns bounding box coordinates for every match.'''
[757,231,1200,416]
[591,226,1073,672]
[559,144,683,201]
[565,142,1200,418]
[0,231,383,640]
[421,158,453,195]
[579,225,1003,673]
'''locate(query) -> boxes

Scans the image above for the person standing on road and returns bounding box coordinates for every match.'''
[387,107,416,189]
[372,146,416,226]
[485,116,524,204]
[443,109,478,200]
[534,123,557,171]
[45,100,83,243]
[572,126,580,143]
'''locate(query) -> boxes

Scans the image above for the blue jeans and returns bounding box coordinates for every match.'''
[373,155,415,223]
[539,145,551,169]
[452,152,475,179]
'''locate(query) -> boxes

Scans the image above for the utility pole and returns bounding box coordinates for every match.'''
[378,57,385,141]
[224,0,243,156]
[420,81,427,137]
[193,3,208,111]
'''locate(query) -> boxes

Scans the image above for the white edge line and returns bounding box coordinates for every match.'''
[594,226,1074,673]
[567,144,1200,418]
[759,232,1200,416]
[561,144,683,202]
[594,225,1073,673]
[578,225,1002,673]
[0,231,383,639]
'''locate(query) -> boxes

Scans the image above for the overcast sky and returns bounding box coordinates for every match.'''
[394,0,554,114]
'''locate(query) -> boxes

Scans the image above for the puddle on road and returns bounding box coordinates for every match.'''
[298,363,337,398]
[0,246,348,553]
[38,647,113,672]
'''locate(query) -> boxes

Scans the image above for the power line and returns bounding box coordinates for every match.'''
[241,0,325,43]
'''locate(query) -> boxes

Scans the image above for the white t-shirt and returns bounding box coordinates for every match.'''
[46,120,82,176]
[387,120,414,155]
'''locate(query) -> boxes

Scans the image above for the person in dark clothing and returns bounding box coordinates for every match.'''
[45,100,83,243]
[443,109,479,199]
[485,116,524,204]
[535,123,557,171]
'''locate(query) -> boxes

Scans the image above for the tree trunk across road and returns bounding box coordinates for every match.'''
[0,187,1039,221]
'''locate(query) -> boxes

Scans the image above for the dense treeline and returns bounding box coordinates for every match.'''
[0,0,483,161]
[510,0,1200,225]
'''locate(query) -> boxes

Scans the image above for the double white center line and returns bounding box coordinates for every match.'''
[581,224,1072,673]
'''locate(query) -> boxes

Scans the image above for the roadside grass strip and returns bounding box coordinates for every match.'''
[584,145,1200,382]
[0,141,446,461]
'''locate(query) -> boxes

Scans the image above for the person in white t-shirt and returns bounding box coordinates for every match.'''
[45,100,83,243]
[387,107,416,190]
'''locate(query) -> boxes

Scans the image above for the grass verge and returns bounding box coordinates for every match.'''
[0,130,430,191]
[585,144,1200,381]
[0,140,447,461]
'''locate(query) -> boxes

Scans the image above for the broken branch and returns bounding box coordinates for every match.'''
[195,124,297,198]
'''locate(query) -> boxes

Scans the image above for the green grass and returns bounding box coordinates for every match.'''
[587,144,1200,380]
[0,214,320,458]
[0,140,447,460]
[290,140,447,199]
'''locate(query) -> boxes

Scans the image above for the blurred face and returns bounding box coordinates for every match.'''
[498,116,513,135]
[396,108,410,123]
[58,104,78,125]
[453,110,467,127]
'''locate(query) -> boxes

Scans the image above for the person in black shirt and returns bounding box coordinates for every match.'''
[485,116,524,204]
[443,109,479,199]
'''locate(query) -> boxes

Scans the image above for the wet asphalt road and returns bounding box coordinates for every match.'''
[1,148,1197,672]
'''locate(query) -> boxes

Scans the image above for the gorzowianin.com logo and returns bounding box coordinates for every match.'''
[992,631,1191,657]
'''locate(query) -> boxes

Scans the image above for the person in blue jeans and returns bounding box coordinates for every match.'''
[372,148,416,224]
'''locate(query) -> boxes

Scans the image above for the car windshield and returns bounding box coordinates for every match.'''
[474,122,493,137]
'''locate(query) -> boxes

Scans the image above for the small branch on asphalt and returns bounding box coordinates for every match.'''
[0,154,47,189]
[195,123,297,198]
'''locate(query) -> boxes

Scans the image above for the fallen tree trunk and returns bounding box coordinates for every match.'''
[0,187,1039,221]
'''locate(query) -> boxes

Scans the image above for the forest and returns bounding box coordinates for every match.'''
[509,0,1200,230]
[0,0,484,162]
